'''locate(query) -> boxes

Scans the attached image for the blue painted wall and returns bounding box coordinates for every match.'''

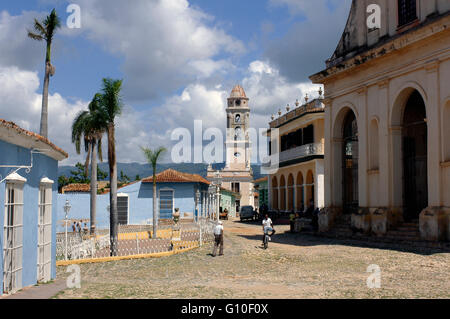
[57,181,209,231]
[0,140,59,292]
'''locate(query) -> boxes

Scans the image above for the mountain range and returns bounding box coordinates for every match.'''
[58,162,265,181]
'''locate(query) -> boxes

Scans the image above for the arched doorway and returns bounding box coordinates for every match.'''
[342,111,359,214]
[296,172,304,212]
[287,174,294,211]
[271,177,278,210]
[306,171,314,209]
[280,175,286,211]
[402,90,427,221]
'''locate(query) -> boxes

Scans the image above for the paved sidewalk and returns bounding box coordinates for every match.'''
[1,279,67,299]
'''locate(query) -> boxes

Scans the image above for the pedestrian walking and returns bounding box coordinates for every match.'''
[212,221,224,257]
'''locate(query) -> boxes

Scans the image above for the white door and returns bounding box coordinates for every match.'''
[3,184,24,294]
[37,185,52,283]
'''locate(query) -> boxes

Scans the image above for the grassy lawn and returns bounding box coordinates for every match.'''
[54,220,450,299]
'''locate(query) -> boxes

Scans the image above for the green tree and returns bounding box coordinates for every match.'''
[70,163,90,183]
[119,170,130,184]
[141,146,167,238]
[98,78,124,256]
[72,94,106,235]
[27,9,61,138]
[97,166,108,181]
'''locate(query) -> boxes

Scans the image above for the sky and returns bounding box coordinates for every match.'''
[0,0,352,165]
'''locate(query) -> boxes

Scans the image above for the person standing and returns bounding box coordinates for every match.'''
[212,221,224,257]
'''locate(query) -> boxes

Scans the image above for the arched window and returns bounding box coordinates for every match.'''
[369,119,380,170]
[287,174,294,211]
[271,177,278,210]
[280,175,286,211]
[296,172,304,211]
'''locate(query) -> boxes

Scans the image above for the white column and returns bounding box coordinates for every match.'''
[316,160,325,209]
[426,62,442,207]
[378,79,390,208]
[357,87,369,208]
[324,98,333,207]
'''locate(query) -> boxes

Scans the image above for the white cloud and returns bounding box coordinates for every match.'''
[0,66,155,165]
[243,60,322,120]
[265,0,352,82]
[74,0,244,101]
[0,10,47,70]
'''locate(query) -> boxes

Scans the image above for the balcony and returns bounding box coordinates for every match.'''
[280,143,324,162]
[263,143,324,168]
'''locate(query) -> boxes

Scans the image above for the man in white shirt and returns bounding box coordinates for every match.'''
[262,214,276,244]
[212,221,224,257]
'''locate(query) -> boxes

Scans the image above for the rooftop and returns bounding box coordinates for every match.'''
[142,169,210,185]
[253,176,268,184]
[269,97,325,129]
[0,118,68,161]
[229,85,247,99]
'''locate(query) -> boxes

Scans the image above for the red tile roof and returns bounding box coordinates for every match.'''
[0,118,68,159]
[142,169,210,185]
[253,176,268,184]
[62,183,90,193]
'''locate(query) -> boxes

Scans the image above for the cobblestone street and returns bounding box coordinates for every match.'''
[54,219,450,299]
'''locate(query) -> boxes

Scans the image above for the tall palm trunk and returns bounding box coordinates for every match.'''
[90,140,98,235]
[40,62,50,138]
[153,167,157,238]
[108,123,118,256]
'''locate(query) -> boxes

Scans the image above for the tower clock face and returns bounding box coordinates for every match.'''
[234,152,241,158]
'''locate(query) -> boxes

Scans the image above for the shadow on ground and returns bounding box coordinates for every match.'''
[237,229,450,256]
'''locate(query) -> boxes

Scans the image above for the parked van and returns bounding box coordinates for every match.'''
[240,206,256,222]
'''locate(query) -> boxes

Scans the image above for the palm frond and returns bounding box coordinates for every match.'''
[27,30,44,41]
[97,137,103,162]
[141,146,167,168]
[43,9,61,40]
[100,78,124,122]
[33,19,47,38]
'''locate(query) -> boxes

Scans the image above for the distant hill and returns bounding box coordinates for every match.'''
[58,162,264,181]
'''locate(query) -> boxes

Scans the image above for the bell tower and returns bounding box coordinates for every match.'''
[207,85,255,210]
[225,85,251,170]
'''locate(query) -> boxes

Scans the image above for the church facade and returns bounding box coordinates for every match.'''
[207,85,254,211]
[310,0,450,241]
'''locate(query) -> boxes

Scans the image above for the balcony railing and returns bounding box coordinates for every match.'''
[263,143,324,168]
[280,143,324,162]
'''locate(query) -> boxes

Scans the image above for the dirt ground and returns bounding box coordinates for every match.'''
[54,219,450,299]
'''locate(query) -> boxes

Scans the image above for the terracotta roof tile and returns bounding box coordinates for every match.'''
[62,183,91,193]
[0,118,68,158]
[230,84,247,98]
[142,169,210,185]
[253,176,268,184]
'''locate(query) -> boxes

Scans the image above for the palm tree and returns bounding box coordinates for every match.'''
[28,9,61,138]
[71,94,106,235]
[99,78,123,256]
[141,147,167,238]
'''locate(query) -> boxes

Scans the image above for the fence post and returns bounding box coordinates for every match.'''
[199,221,203,247]
[136,233,140,254]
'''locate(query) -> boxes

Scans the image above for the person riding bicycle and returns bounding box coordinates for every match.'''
[262,214,275,245]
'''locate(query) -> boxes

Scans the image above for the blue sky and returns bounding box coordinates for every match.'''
[0,0,351,164]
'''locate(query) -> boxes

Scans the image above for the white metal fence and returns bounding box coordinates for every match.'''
[56,219,216,262]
